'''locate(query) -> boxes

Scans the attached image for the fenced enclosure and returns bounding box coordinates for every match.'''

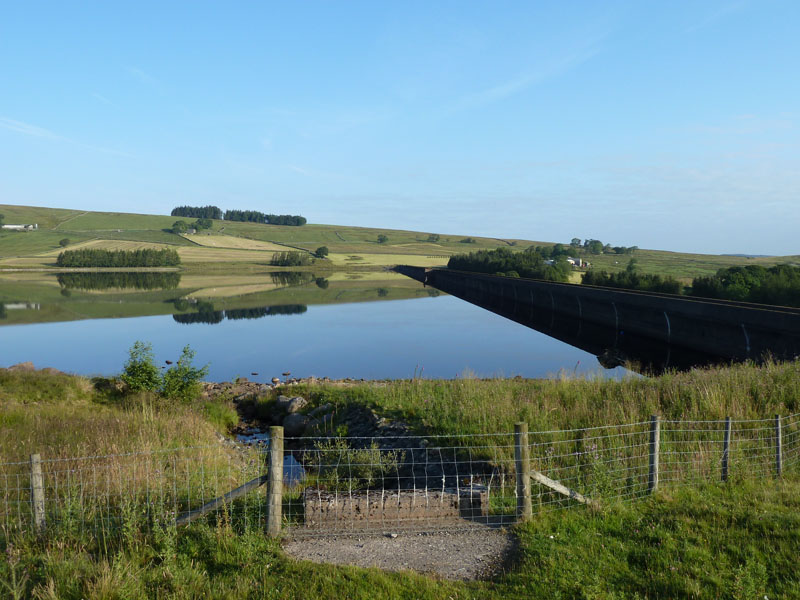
[2,413,799,542]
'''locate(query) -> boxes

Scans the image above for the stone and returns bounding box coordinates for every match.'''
[286,396,308,414]
[283,413,310,437]
[309,403,333,417]
[276,395,292,410]
[8,361,35,371]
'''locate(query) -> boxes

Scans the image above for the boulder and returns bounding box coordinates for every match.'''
[8,361,35,372]
[286,396,308,414]
[309,403,333,417]
[283,413,310,437]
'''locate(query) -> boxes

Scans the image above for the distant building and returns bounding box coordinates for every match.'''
[1,223,38,231]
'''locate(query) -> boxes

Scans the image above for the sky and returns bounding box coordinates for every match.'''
[1,1,798,255]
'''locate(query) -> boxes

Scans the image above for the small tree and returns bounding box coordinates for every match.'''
[59,238,70,247]
[377,234,388,244]
[121,341,162,392]
[171,220,189,234]
[0,213,4,227]
[161,345,209,402]
[426,233,440,243]
[314,246,329,258]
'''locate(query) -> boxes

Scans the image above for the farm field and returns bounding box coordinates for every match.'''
[3,203,799,280]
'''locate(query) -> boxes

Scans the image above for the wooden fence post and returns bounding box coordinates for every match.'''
[775,414,783,478]
[514,422,532,521]
[648,416,660,493]
[29,453,45,532]
[721,417,732,482]
[267,426,284,537]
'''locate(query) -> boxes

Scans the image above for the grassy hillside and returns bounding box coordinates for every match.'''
[1,364,799,598]
[2,203,798,278]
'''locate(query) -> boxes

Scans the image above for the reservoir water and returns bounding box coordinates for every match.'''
[0,271,626,380]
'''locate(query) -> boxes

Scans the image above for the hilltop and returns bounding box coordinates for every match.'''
[1,203,798,280]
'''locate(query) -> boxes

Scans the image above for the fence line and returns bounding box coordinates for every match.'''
[1,412,798,541]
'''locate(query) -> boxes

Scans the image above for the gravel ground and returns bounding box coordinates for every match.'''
[283,527,516,581]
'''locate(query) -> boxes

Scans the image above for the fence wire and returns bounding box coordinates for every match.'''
[1,413,798,541]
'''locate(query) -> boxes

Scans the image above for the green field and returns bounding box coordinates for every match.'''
[3,203,799,279]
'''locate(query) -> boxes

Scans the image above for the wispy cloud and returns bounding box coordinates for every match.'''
[127,66,157,85]
[455,37,606,110]
[0,116,134,158]
[685,0,748,33]
[92,93,118,107]
[0,117,60,140]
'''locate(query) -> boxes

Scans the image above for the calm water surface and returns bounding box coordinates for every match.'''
[0,295,624,380]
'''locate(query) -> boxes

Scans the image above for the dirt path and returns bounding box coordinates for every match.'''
[283,527,516,581]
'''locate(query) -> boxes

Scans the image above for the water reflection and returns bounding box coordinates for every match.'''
[58,272,181,290]
[426,275,725,375]
[172,304,308,324]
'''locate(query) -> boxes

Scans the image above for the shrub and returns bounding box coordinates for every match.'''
[314,246,329,258]
[59,238,70,247]
[312,438,403,491]
[121,341,162,393]
[161,345,209,403]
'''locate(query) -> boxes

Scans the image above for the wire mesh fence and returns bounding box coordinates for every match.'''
[1,413,798,542]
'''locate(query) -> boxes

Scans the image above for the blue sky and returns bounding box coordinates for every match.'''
[1,1,798,255]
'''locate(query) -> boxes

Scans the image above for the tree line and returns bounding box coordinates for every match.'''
[690,264,800,307]
[271,251,313,267]
[57,272,181,290]
[56,248,181,268]
[171,206,223,219]
[223,210,306,226]
[169,206,307,226]
[448,247,571,282]
[581,263,681,294]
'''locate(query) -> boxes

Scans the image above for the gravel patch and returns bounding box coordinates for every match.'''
[283,526,516,581]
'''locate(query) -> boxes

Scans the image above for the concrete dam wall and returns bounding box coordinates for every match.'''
[396,266,800,369]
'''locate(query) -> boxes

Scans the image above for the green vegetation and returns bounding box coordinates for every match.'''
[582,259,682,294]
[692,264,800,307]
[171,205,223,220]
[224,209,306,226]
[121,341,162,393]
[448,247,571,282]
[314,245,329,258]
[56,247,181,268]
[1,361,799,598]
[58,237,70,247]
[171,219,190,234]
[160,345,209,402]
[270,250,313,267]
[377,234,389,244]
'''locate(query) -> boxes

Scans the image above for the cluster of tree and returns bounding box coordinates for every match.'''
[224,210,306,226]
[447,247,571,282]
[57,272,181,291]
[459,237,477,244]
[0,212,4,227]
[270,251,313,267]
[582,263,682,294]
[690,264,800,307]
[426,234,440,243]
[377,234,388,244]
[314,246,329,258]
[171,206,223,219]
[569,238,638,255]
[172,303,307,324]
[56,248,181,268]
[171,218,212,234]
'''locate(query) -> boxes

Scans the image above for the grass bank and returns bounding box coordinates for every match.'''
[2,362,799,598]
